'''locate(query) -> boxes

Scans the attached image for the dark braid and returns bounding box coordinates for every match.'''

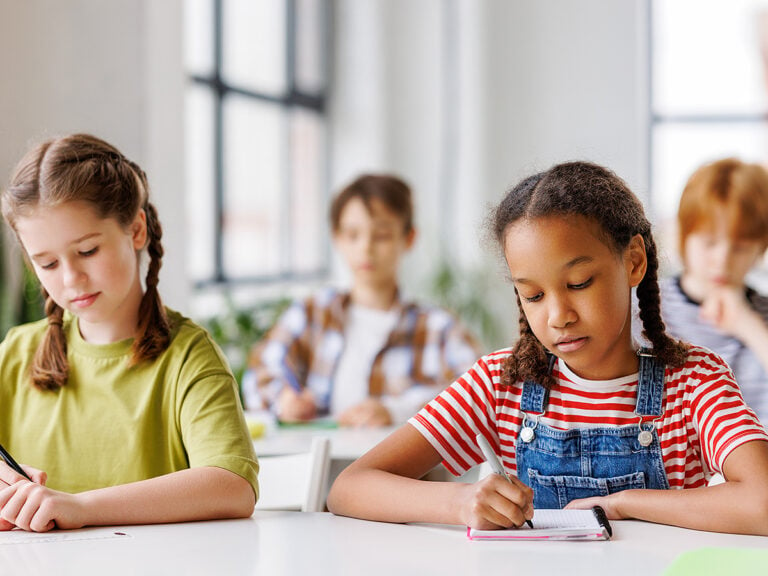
[132,200,171,362]
[636,232,687,367]
[503,292,556,388]
[489,161,688,390]
[30,293,68,391]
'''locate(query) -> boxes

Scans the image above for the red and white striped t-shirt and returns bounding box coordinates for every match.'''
[410,344,768,488]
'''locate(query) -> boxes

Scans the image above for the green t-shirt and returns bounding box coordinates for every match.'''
[0,309,259,498]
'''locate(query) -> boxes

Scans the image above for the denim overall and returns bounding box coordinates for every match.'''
[516,351,670,509]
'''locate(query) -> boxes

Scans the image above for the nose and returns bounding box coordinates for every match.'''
[361,233,374,255]
[711,241,736,274]
[61,259,86,288]
[547,293,577,329]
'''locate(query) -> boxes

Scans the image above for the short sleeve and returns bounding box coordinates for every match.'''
[686,354,768,474]
[410,356,501,476]
[177,335,260,498]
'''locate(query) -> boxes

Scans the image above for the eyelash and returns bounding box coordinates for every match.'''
[570,278,592,290]
[521,278,593,303]
[38,247,99,270]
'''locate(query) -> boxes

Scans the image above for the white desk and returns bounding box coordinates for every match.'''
[0,512,765,575]
[252,424,396,460]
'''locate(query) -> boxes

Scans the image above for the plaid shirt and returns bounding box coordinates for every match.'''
[242,288,481,420]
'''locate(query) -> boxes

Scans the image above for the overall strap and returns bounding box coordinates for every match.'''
[635,348,665,417]
[519,353,555,414]
[520,380,547,413]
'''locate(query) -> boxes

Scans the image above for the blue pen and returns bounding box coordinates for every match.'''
[476,433,534,528]
[0,441,32,481]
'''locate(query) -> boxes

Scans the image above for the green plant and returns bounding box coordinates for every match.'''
[428,260,503,350]
[0,245,44,338]
[200,296,290,393]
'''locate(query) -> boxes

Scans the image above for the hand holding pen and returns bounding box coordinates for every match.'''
[476,433,534,529]
[0,442,32,482]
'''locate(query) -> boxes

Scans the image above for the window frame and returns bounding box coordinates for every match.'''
[187,0,332,289]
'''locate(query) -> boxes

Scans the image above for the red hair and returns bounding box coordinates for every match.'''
[678,158,768,256]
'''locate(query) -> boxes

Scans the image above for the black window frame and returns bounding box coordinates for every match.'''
[188,0,333,288]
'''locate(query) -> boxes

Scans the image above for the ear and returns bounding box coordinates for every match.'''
[131,209,148,251]
[404,228,417,250]
[625,234,647,288]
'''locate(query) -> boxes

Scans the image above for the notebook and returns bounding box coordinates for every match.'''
[467,506,612,541]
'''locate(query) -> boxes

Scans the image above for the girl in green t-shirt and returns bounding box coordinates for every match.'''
[0,133,258,532]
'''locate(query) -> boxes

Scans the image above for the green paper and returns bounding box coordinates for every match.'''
[664,547,768,576]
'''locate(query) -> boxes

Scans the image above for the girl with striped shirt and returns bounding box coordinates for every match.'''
[327,161,768,535]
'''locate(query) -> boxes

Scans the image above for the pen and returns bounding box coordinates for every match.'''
[0,441,32,481]
[476,433,534,529]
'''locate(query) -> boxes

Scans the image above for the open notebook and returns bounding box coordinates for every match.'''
[467,506,612,541]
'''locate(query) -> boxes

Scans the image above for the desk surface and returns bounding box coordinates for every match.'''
[1,512,765,576]
[252,423,396,460]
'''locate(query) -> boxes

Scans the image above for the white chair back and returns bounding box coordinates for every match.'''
[255,436,331,512]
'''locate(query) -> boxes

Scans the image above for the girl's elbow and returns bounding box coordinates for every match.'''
[326,470,354,516]
[224,475,257,519]
[225,489,256,519]
[326,481,343,514]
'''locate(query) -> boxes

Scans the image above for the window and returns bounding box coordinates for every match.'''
[184,0,331,288]
[650,0,768,270]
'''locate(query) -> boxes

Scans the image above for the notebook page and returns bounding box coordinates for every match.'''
[467,508,610,540]
[528,509,601,530]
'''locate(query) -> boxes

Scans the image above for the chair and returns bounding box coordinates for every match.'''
[254,436,331,512]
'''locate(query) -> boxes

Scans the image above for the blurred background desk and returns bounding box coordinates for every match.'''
[1,512,766,575]
[251,421,395,460]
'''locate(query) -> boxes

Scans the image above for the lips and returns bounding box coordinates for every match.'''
[70,292,100,309]
[554,336,588,353]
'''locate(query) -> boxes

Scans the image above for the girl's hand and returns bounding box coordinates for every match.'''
[337,399,393,428]
[0,480,85,532]
[0,461,47,487]
[457,473,534,530]
[277,387,317,422]
[565,492,626,519]
[0,462,49,530]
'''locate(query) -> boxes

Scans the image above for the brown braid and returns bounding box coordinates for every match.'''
[488,161,688,390]
[30,293,68,391]
[132,200,171,362]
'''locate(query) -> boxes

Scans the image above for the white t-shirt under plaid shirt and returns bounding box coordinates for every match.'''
[244,287,481,422]
[410,344,767,488]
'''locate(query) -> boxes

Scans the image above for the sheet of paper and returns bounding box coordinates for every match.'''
[0,528,131,545]
[527,509,601,530]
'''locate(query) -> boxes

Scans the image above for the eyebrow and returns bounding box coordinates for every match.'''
[512,255,594,284]
[29,232,103,260]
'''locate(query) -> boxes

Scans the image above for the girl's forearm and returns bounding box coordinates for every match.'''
[616,480,768,535]
[78,467,255,526]
[327,467,466,525]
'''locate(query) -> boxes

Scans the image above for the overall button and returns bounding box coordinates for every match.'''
[520,427,535,443]
[638,430,653,446]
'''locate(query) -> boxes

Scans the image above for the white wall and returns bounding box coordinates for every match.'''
[331,0,649,345]
[1,0,649,346]
[0,0,187,310]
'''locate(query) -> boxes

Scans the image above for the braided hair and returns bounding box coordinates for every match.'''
[2,134,171,391]
[491,161,687,389]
